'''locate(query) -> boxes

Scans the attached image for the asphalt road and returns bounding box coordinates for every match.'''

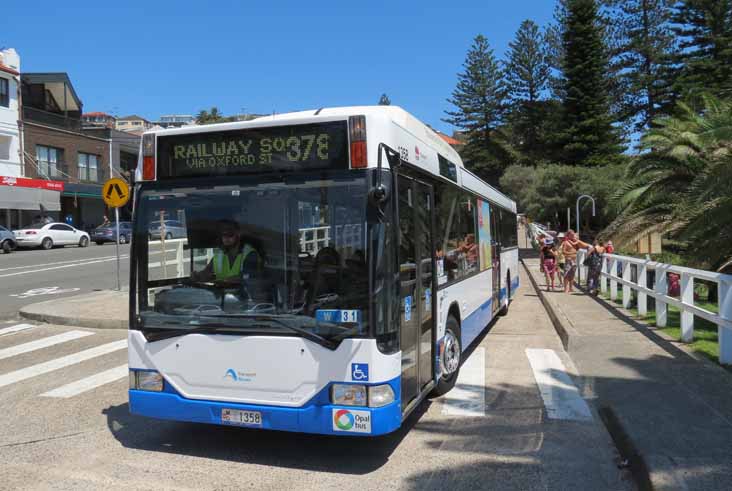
[0,267,634,491]
[0,243,131,320]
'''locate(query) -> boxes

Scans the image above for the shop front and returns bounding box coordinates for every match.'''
[60,182,107,232]
[0,176,63,229]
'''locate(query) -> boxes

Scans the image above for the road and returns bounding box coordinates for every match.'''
[0,267,634,490]
[0,243,130,320]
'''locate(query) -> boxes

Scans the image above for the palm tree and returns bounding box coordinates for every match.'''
[603,94,732,268]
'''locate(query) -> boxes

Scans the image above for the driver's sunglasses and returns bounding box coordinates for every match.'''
[221,231,237,238]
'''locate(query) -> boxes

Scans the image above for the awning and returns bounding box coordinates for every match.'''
[62,182,102,198]
[0,186,61,211]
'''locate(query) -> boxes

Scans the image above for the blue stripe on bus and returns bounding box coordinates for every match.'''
[129,376,402,436]
[461,274,519,350]
[461,298,493,350]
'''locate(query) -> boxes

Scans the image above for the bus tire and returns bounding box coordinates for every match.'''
[431,315,461,397]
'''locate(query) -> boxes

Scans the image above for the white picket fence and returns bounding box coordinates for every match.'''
[576,249,732,364]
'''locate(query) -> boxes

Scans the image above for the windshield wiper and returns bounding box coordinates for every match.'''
[140,312,338,349]
[198,313,338,350]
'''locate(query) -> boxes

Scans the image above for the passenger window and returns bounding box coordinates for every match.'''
[434,184,478,284]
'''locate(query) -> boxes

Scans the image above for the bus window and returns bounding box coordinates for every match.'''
[435,184,478,285]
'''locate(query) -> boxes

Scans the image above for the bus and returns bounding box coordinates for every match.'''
[127,106,519,436]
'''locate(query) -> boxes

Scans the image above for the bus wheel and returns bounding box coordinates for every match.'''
[431,315,461,397]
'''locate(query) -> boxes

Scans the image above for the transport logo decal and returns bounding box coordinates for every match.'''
[223,368,256,382]
[334,409,355,430]
[332,409,372,433]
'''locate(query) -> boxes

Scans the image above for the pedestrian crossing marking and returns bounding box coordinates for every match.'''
[0,330,94,361]
[41,364,128,398]
[0,339,127,389]
[525,348,593,421]
[0,324,35,337]
[442,347,486,417]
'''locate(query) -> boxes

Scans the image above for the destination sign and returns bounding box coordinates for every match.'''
[156,121,349,178]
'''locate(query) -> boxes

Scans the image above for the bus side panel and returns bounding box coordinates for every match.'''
[500,248,520,306]
[437,268,493,353]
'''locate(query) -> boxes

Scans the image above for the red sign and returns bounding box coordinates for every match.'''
[0,176,64,192]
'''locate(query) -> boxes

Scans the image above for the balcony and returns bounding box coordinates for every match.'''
[35,161,70,181]
[35,162,106,183]
[23,106,82,131]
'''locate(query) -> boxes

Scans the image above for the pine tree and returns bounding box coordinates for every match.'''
[671,0,732,98]
[378,93,391,105]
[444,35,508,183]
[604,0,677,130]
[560,0,623,166]
[504,20,551,162]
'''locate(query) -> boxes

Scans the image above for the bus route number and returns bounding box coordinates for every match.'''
[259,134,330,163]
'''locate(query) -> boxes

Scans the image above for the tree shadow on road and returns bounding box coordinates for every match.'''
[102,399,430,474]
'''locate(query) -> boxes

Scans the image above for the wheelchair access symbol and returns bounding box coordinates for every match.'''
[351,363,369,382]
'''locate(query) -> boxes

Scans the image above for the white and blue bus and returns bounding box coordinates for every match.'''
[128,106,518,436]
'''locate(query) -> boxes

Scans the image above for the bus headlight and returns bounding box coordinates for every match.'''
[331,384,367,406]
[368,384,395,407]
[129,370,164,392]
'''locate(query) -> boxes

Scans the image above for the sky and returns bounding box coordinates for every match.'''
[3,1,556,134]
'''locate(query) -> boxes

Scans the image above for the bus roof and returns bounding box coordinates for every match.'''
[143,105,516,212]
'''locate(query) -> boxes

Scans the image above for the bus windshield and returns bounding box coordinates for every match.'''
[132,171,372,347]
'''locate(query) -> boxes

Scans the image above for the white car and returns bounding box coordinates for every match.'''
[13,222,90,249]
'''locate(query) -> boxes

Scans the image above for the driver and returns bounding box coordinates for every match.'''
[192,220,261,287]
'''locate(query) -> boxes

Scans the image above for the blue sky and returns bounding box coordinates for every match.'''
[3,1,556,133]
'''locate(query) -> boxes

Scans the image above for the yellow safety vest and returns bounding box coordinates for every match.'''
[213,245,258,280]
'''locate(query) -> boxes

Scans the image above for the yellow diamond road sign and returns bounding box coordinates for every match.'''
[102,178,130,208]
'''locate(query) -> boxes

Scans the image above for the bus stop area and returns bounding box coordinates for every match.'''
[0,262,638,490]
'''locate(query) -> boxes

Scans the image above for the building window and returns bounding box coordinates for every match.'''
[0,78,8,107]
[36,145,62,178]
[78,153,99,182]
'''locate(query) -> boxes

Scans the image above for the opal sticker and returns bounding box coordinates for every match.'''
[332,409,372,433]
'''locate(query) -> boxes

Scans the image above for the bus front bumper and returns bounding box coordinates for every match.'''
[129,379,402,437]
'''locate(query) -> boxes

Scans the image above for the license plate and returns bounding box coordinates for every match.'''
[221,408,262,427]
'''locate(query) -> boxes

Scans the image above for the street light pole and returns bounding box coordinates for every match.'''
[108,134,121,291]
[576,195,596,236]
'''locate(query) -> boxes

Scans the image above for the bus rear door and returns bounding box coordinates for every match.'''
[491,204,501,315]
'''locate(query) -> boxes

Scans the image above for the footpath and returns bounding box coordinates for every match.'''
[19,290,127,330]
[523,254,732,490]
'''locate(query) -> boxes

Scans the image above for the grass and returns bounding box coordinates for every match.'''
[599,289,722,365]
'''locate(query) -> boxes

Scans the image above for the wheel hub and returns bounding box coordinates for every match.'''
[442,330,460,375]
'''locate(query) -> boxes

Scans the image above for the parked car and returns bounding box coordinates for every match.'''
[0,226,17,253]
[92,221,132,245]
[13,222,90,249]
[148,219,186,240]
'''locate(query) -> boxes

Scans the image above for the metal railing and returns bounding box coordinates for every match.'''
[577,249,732,364]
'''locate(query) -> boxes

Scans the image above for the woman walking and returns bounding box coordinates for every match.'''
[541,237,558,291]
[561,230,590,293]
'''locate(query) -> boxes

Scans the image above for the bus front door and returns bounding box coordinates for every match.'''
[398,175,435,411]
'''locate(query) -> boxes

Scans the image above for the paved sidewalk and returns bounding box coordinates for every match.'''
[19,290,127,329]
[523,256,732,490]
